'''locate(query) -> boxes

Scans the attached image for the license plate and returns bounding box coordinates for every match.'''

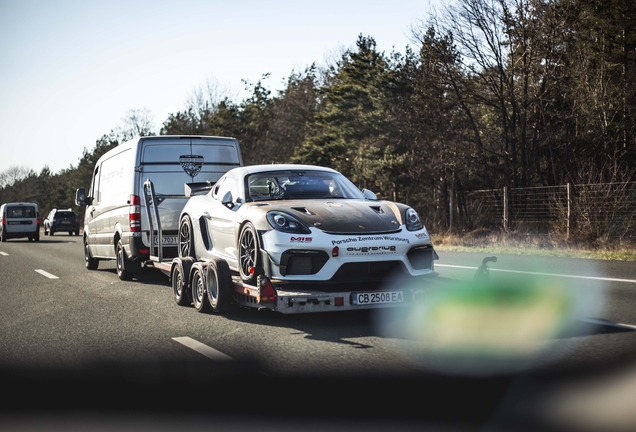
[153,236,177,245]
[8,221,20,225]
[352,291,404,305]
[62,221,71,224]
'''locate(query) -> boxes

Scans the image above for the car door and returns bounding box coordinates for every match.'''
[205,173,240,261]
[84,165,102,255]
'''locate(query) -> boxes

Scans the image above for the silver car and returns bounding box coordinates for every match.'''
[0,202,40,242]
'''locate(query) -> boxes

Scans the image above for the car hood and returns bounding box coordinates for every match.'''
[265,199,403,234]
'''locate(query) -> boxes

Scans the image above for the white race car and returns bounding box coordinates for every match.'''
[175,164,438,312]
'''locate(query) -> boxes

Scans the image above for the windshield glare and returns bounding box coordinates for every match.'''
[246,170,365,201]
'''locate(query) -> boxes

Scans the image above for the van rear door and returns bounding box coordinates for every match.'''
[138,137,242,248]
[4,204,37,234]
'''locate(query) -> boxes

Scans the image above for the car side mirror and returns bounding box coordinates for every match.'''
[361,189,377,200]
[221,191,235,209]
[75,188,86,206]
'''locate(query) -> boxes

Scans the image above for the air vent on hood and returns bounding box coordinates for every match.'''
[369,206,384,214]
[292,207,315,215]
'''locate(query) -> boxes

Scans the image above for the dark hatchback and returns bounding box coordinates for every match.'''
[44,208,80,236]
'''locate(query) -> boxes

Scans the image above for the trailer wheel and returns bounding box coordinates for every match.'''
[238,222,261,284]
[172,257,194,306]
[191,264,211,313]
[207,258,233,313]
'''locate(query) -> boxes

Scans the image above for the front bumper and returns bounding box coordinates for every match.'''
[260,228,438,283]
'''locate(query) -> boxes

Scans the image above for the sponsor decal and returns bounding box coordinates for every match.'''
[180,155,204,177]
[346,245,397,255]
[331,235,410,246]
[415,232,429,240]
[290,236,313,243]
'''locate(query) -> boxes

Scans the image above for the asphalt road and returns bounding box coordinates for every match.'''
[1,233,636,431]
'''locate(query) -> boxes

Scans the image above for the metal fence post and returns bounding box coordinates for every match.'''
[449,191,454,231]
[503,186,508,231]
[566,183,571,239]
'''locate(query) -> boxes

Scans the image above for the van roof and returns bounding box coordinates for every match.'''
[120,135,239,146]
[1,202,38,207]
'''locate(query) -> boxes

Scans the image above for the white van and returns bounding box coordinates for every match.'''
[0,202,40,242]
[75,135,243,280]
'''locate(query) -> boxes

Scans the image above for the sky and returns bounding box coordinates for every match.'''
[0,0,440,176]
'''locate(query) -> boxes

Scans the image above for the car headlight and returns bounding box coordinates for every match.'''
[267,211,311,234]
[405,208,424,232]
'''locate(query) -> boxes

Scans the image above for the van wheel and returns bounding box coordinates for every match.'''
[238,222,260,285]
[207,258,233,313]
[191,265,211,313]
[84,238,99,270]
[172,257,194,306]
[34,231,40,242]
[116,240,134,281]
[178,215,195,259]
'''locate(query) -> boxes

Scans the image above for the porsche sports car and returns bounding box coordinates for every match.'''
[177,164,438,298]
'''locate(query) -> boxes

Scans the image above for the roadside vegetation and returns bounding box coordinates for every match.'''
[433,230,636,261]
[1,0,635,251]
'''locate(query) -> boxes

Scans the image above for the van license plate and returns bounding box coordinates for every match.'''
[352,291,404,305]
[153,236,177,245]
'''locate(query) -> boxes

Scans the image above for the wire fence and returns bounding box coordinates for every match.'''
[455,182,636,240]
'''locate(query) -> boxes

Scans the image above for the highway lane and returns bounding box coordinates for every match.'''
[3,234,636,430]
[1,235,636,377]
[0,234,417,374]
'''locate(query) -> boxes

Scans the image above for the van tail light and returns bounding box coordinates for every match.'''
[129,195,141,232]
[36,212,40,226]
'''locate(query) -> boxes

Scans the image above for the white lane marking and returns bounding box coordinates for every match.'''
[436,264,636,284]
[0,252,8,256]
[34,269,59,279]
[580,318,636,330]
[172,337,234,361]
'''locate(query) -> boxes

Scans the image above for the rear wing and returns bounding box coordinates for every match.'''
[184,181,214,198]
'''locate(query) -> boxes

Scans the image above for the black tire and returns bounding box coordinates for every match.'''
[207,258,233,312]
[50,229,55,236]
[116,240,134,281]
[238,222,260,284]
[84,238,98,270]
[172,257,194,306]
[191,264,211,313]
[34,231,40,242]
[75,230,80,236]
[178,215,195,259]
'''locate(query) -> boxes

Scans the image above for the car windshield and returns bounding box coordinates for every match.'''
[246,170,365,201]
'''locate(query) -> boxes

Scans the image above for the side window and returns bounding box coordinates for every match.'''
[90,165,101,204]
[215,173,238,202]
[212,176,225,199]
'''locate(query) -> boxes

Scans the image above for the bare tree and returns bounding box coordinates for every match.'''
[0,165,35,189]
[186,76,239,120]
[118,108,156,141]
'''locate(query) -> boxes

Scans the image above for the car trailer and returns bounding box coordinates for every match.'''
[142,179,441,314]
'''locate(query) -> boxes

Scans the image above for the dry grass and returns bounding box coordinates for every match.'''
[432,229,636,261]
